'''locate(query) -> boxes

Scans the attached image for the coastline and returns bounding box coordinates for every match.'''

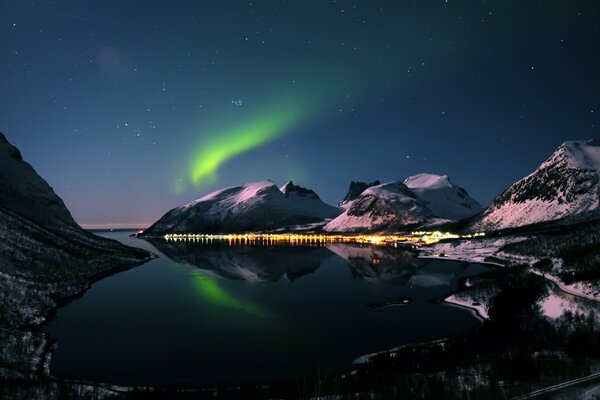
[0,253,154,398]
[418,244,505,321]
[36,253,156,329]
[441,295,488,322]
[419,238,600,320]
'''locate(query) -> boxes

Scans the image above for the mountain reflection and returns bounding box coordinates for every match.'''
[147,239,469,287]
[147,238,331,282]
[325,243,468,287]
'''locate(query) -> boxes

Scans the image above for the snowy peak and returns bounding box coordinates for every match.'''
[404,173,484,220]
[339,180,381,208]
[324,181,435,233]
[188,180,278,207]
[144,180,341,234]
[404,173,453,190]
[326,174,483,232]
[359,181,416,199]
[472,139,600,231]
[279,180,321,200]
[542,139,600,171]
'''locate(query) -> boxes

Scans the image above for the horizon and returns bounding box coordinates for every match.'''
[2,1,599,227]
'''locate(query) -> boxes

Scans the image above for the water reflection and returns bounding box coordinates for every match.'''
[147,238,468,288]
[45,231,490,386]
[147,238,331,282]
[190,269,270,317]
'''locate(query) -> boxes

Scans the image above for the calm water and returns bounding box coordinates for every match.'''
[44,231,491,387]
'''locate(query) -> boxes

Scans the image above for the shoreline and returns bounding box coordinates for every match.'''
[35,253,156,330]
[18,251,156,387]
[441,295,488,321]
[419,239,600,319]
[0,251,156,397]
[418,247,504,321]
[419,244,600,305]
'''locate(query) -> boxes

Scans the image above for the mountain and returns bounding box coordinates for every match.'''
[0,133,148,253]
[470,139,600,231]
[325,174,484,233]
[280,180,320,199]
[0,133,78,231]
[339,180,381,208]
[0,132,149,381]
[324,181,436,232]
[403,173,484,220]
[143,180,342,235]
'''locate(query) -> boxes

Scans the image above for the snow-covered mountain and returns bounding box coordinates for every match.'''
[143,180,342,234]
[471,139,600,231]
[339,180,381,208]
[325,174,483,233]
[403,173,484,220]
[324,181,437,232]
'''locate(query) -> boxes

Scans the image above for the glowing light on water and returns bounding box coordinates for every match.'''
[190,270,269,318]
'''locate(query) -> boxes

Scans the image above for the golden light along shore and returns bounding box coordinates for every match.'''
[161,231,485,246]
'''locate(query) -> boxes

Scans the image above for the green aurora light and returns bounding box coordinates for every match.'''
[177,100,306,193]
[190,270,269,318]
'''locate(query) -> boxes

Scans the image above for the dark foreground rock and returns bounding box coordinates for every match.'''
[0,133,151,396]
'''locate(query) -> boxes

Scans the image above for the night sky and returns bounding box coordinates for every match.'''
[1,1,599,228]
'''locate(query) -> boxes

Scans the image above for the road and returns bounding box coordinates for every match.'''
[511,371,600,399]
[530,268,600,303]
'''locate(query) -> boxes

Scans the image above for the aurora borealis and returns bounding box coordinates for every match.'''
[180,98,307,193]
[1,1,599,227]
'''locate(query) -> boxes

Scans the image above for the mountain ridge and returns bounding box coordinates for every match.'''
[143,180,342,235]
[469,139,600,231]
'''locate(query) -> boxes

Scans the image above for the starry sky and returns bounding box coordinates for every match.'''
[1,1,599,228]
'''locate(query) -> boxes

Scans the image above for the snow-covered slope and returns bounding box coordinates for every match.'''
[144,180,342,234]
[324,181,436,232]
[471,139,600,231]
[338,180,381,208]
[403,173,484,220]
